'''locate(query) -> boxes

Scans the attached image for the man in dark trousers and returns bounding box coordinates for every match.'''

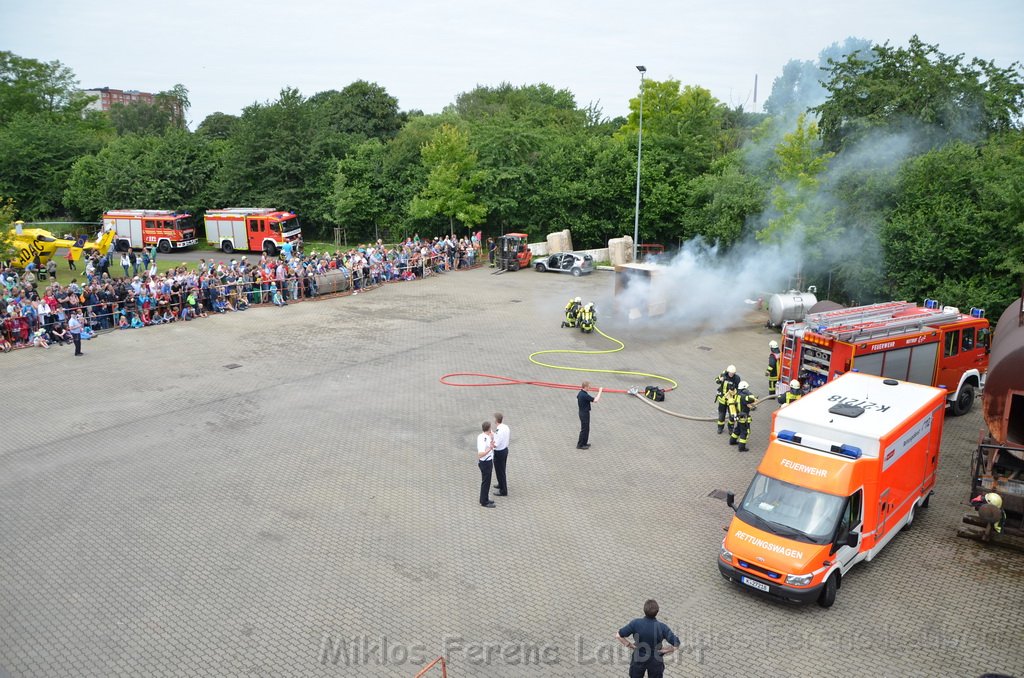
[765,340,781,395]
[577,381,603,449]
[477,421,496,508]
[616,599,680,678]
[67,310,84,356]
[492,412,510,496]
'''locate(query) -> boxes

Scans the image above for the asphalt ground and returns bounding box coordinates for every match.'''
[1,265,1022,677]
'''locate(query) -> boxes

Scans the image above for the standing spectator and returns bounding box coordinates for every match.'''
[577,381,602,449]
[68,310,84,356]
[65,249,76,270]
[45,257,57,281]
[616,599,681,678]
[477,421,496,508]
[120,251,131,277]
[488,237,496,267]
[492,412,510,496]
[129,249,139,276]
[148,242,157,266]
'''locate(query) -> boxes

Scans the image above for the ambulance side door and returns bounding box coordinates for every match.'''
[833,490,864,572]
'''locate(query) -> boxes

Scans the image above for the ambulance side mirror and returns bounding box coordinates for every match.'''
[844,531,859,548]
[726,492,735,509]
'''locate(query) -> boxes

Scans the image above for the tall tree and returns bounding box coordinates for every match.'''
[815,36,1024,153]
[409,123,486,236]
[0,52,80,124]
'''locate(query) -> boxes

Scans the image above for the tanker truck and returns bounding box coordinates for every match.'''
[969,296,1024,525]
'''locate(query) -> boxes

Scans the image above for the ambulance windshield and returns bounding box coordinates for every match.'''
[737,473,844,545]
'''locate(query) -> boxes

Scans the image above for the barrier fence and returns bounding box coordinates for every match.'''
[2,253,481,351]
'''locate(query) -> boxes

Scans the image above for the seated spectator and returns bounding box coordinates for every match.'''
[32,328,50,349]
[50,323,70,345]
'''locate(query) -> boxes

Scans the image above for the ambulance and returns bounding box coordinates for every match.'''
[718,372,946,607]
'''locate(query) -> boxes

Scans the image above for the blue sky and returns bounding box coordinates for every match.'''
[2,0,1021,128]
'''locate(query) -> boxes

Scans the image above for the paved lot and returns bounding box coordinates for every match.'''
[1,266,1022,678]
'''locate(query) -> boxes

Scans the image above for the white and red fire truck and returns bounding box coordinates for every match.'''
[779,300,990,416]
[204,208,301,256]
[102,210,199,252]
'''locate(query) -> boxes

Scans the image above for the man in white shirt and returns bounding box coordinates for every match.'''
[477,421,496,508]
[492,413,511,497]
[68,311,84,356]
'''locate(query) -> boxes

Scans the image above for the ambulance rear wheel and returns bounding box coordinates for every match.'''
[817,574,838,608]
[950,384,974,417]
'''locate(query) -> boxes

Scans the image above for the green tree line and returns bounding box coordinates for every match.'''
[0,36,1021,310]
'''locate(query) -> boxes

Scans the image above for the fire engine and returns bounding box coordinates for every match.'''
[102,210,199,252]
[204,208,301,256]
[779,300,989,416]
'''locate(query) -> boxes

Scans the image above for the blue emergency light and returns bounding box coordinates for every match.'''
[777,430,803,444]
[924,299,940,310]
[970,307,985,318]
[830,444,863,459]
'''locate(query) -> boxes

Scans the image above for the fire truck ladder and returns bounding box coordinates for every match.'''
[826,307,963,343]
[803,301,917,329]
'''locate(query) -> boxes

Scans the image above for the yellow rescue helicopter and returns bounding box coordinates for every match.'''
[6,221,116,269]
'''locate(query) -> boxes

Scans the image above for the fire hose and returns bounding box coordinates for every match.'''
[627,389,779,421]
[440,325,676,394]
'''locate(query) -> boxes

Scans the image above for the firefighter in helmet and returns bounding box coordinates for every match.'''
[765,340,781,394]
[779,378,805,405]
[562,296,582,328]
[731,381,758,452]
[971,492,1005,536]
[579,302,596,333]
[715,365,741,434]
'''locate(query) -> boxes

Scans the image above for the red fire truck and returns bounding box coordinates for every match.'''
[102,210,199,252]
[204,208,301,256]
[779,300,990,416]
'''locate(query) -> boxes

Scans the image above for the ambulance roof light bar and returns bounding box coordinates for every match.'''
[777,430,863,460]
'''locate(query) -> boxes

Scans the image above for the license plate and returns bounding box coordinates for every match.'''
[741,576,769,593]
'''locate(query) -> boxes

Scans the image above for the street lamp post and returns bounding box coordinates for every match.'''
[633,65,646,262]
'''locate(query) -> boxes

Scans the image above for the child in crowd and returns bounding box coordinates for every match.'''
[32,328,49,348]
[271,283,286,307]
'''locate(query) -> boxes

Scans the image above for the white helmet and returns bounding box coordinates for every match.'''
[769,340,779,350]
[738,381,749,391]
[574,296,581,303]
[726,365,736,375]
[790,379,800,389]
[985,492,1003,508]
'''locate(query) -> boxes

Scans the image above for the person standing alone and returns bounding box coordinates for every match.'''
[492,413,510,496]
[577,381,603,449]
[616,599,680,678]
[477,421,496,508]
[765,340,781,395]
[68,310,84,356]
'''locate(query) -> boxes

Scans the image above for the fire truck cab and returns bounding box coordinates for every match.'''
[779,300,989,416]
[204,208,301,256]
[102,210,198,252]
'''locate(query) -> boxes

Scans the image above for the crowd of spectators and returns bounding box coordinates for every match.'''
[1,232,483,352]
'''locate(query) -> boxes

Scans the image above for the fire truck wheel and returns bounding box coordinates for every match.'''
[115,240,129,253]
[950,384,975,417]
[817,574,838,608]
[221,241,234,254]
[157,240,172,253]
[264,243,278,257]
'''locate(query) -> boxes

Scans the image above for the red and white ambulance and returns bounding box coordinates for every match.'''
[204,208,301,256]
[102,209,199,252]
[718,372,946,607]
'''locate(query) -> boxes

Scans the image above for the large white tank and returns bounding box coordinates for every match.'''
[768,288,818,326]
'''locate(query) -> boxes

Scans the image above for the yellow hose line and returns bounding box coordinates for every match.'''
[528,326,679,390]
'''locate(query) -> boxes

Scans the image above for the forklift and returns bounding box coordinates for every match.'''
[494,233,532,272]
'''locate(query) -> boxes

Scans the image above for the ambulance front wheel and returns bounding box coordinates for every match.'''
[817,574,838,608]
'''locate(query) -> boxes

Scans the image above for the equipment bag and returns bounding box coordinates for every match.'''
[644,386,665,402]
